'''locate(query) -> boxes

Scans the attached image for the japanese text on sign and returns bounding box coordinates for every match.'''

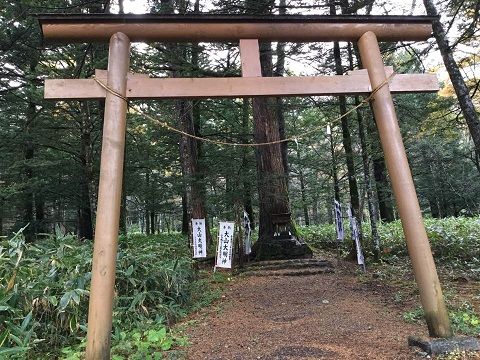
[216,221,234,268]
[191,218,207,259]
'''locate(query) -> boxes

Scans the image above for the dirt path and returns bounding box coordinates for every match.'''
[185,265,430,360]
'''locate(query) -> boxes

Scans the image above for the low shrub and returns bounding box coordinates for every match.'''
[0,229,213,359]
[301,216,480,272]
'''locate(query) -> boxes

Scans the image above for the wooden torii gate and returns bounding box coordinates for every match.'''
[39,14,452,359]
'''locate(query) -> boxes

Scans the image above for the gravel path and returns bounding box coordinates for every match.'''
[185,267,429,359]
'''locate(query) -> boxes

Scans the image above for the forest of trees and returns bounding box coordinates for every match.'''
[0,0,479,254]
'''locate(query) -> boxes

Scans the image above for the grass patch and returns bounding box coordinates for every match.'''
[302,216,480,276]
[0,230,222,359]
[301,217,480,337]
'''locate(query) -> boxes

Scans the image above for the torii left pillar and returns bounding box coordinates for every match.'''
[85,32,130,360]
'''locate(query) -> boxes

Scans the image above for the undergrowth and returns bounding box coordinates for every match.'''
[301,216,480,338]
[300,216,480,275]
[0,228,221,359]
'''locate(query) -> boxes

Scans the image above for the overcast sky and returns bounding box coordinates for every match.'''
[118,0,426,16]
[112,1,475,81]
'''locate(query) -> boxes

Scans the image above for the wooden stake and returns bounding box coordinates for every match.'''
[358,31,452,338]
[85,32,130,359]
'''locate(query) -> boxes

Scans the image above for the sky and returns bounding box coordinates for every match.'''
[111,0,474,82]
[118,0,428,16]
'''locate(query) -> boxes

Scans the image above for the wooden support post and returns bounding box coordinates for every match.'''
[358,31,452,338]
[85,32,130,360]
[239,39,262,77]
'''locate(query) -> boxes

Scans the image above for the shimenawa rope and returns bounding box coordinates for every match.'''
[92,73,395,147]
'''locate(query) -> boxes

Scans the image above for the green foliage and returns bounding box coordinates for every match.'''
[303,217,480,337]
[302,217,480,274]
[449,305,480,336]
[402,307,425,323]
[297,224,338,250]
[0,231,216,358]
[403,305,480,337]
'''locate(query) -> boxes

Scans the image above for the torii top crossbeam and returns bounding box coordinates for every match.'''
[38,14,436,43]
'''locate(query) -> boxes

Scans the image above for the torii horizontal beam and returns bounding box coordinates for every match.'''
[45,70,438,100]
[37,14,435,43]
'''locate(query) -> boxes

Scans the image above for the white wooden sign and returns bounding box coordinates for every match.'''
[348,207,365,267]
[191,218,207,258]
[334,200,344,241]
[216,221,234,268]
[243,211,252,255]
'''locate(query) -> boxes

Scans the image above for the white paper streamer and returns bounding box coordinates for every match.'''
[191,218,207,259]
[216,221,235,268]
[334,200,344,241]
[347,207,365,266]
[243,211,252,255]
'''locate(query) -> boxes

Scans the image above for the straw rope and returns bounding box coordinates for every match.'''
[93,73,395,147]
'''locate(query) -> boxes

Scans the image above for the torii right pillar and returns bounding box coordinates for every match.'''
[358,31,452,338]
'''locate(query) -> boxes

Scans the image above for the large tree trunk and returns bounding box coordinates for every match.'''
[176,100,211,244]
[23,54,38,242]
[297,149,310,226]
[241,99,255,229]
[373,155,395,222]
[150,211,155,235]
[329,130,341,204]
[119,187,127,235]
[423,0,480,162]
[346,42,381,259]
[78,103,94,240]
[145,171,151,235]
[160,0,211,246]
[275,0,289,176]
[248,0,311,259]
[330,2,362,259]
[181,193,189,235]
[188,2,212,245]
[0,198,3,236]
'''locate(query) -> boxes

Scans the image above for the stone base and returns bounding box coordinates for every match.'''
[252,238,313,261]
[408,336,480,355]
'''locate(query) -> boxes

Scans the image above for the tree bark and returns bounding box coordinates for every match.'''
[23,80,36,242]
[160,0,211,245]
[0,197,3,236]
[312,195,319,225]
[119,186,127,235]
[373,155,395,222]
[251,22,311,257]
[275,0,289,176]
[330,2,361,258]
[145,171,151,235]
[297,149,310,226]
[347,43,381,259]
[189,1,212,245]
[252,96,291,240]
[241,99,255,229]
[150,211,155,235]
[423,0,480,162]
[176,99,211,245]
[181,192,189,235]
[246,0,312,260]
[329,130,341,203]
[78,103,94,240]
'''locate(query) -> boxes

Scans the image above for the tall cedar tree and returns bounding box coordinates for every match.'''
[245,0,311,259]
[156,0,212,245]
[423,0,480,163]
